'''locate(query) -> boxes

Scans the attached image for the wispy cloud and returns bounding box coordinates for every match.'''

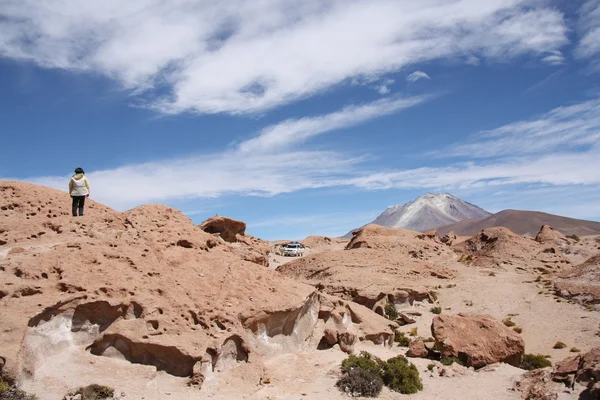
[18,98,600,213]
[441,99,600,158]
[22,150,361,210]
[541,50,566,66]
[348,150,600,191]
[238,95,429,153]
[0,0,569,114]
[406,71,431,83]
[575,0,600,64]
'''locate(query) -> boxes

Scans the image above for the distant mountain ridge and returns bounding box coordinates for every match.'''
[344,193,491,237]
[437,210,600,237]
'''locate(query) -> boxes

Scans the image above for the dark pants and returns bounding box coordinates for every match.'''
[72,196,86,216]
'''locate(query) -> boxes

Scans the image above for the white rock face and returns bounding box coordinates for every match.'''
[365,193,490,233]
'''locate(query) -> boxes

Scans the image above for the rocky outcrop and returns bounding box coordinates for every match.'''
[576,347,600,398]
[2,181,392,398]
[549,348,600,398]
[454,227,571,272]
[278,224,456,311]
[431,313,525,368]
[199,216,246,243]
[554,254,600,307]
[535,225,570,247]
[514,369,561,400]
[441,231,457,245]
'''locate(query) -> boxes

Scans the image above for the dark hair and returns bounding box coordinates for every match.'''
[74,167,85,174]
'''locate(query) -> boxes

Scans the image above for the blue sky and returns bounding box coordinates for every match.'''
[1,0,599,240]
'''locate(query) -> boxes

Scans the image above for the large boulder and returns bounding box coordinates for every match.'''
[431,313,524,368]
[406,339,428,358]
[199,216,246,242]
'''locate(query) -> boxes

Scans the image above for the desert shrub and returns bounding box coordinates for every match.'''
[68,384,114,400]
[427,363,436,371]
[430,306,442,314]
[423,337,435,343]
[384,303,398,320]
[0,377,38,400]
[521,354,552,370]
[336,368,383,398]
[380,356,423,394]
[341,351,383,375]
[567,234,580,242]
[440,356,464,366]
[513,327,523,333]
[0,378,10,393]
[503,318,515,327]
[409,328,418,337]
[428,290,438,302]
[570,347,581,353]
[394,331,412,347]
[488,272,496,277]
[458,254,473,264]
[339,354,423,395]
[553,341,567,349]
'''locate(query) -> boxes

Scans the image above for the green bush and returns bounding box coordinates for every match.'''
[521,354,552,370]
[0,377,38,399]
[339,354,423,396]
[336,368,383,398]
[427,363,436,371]
[341,351,383,375]
[384,303,398,320]
[553,341,567,349]
[394,331,412,347]
[430,306,442,314]
[380,356,423,394]
[68,384,115,400]
[0,378,10,393]
[440,356,464,366]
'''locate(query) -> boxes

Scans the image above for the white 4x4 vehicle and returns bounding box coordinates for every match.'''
[282,242,305,257]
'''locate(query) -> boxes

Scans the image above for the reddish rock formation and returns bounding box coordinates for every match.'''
[199,216,246,243]
[278,224,456,314]
[555,254,600,307]
[454,227,571,272]
[576,347,600,398]
[431,313,525,368]
[0,181,393,398]
[535,225,570,246]
[406,339,428,358]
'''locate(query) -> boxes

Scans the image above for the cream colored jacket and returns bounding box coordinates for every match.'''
[69,174,90,197]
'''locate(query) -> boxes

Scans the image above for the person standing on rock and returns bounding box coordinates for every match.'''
[68,167,90,217]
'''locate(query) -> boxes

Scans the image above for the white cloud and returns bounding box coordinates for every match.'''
[406,71,431,83]
[347,150,600,191]
[0,0,569,114]
[20,98,600,212]
[576,1,600,61]
[441,99,600,158]
[238,95,429,153]
[24,150,361,210]
[377,85,391,95]
[541,50,566,65]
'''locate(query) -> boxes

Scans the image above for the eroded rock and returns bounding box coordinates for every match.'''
[431,313,524,368]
